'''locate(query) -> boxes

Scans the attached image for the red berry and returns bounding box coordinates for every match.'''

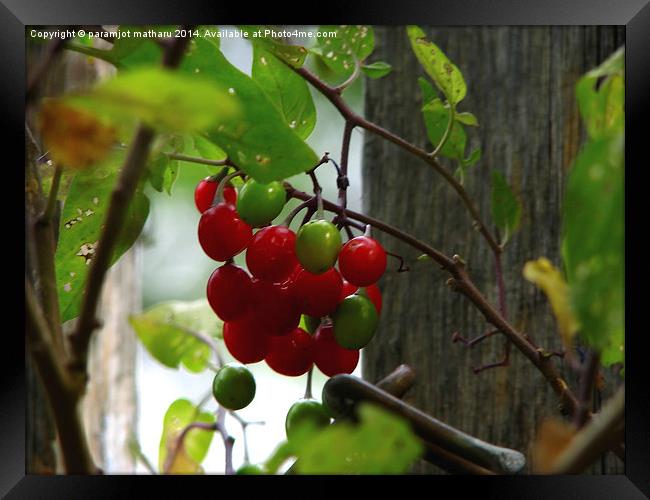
[365,283,383,314]
[246,226,298,284]
[293,267,343,318]
[338,236,387,287]
[339,279,358,302]
[249,279,301,337]
[282,263,303,287]
[207,264,252,321]
[195,178,237,213]
[198,202,252,261]
[313,324,359,377]
[339,279,382,314]
[223,316,271,364]
[265,328,314,376]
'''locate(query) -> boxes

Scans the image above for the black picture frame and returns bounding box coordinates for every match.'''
[8,0,649,497]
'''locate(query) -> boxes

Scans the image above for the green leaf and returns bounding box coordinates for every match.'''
[238,25,309,68]
[56,149,149,323]
[64,67,240,133]
[422,98,467,160]
[361,61,392,79]
[147,134,193,195]
[407,25,466,105]
[180,36,318,183]
[252,46,316,140]
[464,148,481,167]
[576,47,624,139]
[315,26,375,78]
[490,170,521,245]
[158,399,216,473]
[562,134,624,366]
[191,134,226,162]
[292,403,422,474]
[128,299,221,372]
[418,77,438,104]
[455,111,478,127]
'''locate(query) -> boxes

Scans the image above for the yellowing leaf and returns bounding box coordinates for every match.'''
[65,67,240,133]
[158,399,215,474]
[523,258,579,350]
[165,445,204,474]
[532,418,577,473]
[38,100,116,169]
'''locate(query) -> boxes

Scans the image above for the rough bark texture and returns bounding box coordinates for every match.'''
[361,26,624,474]
[80,246,140,473]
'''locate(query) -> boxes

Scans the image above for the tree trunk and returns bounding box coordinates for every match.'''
[361,26,624,474]
[80,246,140,473]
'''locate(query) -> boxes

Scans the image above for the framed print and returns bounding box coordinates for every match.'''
[6,0,649,497]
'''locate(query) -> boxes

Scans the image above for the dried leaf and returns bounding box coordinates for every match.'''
[38,99,116,169]
[523,258,579,351]
[532,418,577,473]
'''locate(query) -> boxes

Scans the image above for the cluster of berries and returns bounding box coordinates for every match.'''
[194,174,387,379]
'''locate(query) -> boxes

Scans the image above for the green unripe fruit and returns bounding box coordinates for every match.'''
[212,363,256,410]
[331,294,379,349]
[285,399,330,441]
[236,463,265,475]
[236,179,286,227]
[295,220,342,274]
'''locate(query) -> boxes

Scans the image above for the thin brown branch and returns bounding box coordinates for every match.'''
[31,173,65,355]
[67,31,194,386]
[165,152,233,167]
[216,407,235,475]
[228,411,265,464]
[287,184,581,417]
[25,277,96,474]
[289,64,501,255]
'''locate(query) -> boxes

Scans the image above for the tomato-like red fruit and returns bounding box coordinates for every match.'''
[223,316,271,364]
[313,325,359,377]
[338,236,387,287]
[265,327,314,376]
[293,267,343,318]
[364,283,383,314]
[339,279,358,302]
[198,202,253,261]
[339,279,382,314]
[206,264,252,321]
[249,279,301,337]
[246,226,298,284]
[194,178,237,213]
[282,263,303,287]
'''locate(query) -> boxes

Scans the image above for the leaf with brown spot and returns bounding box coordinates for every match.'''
[532,418,577,473]
[38,99,116,169]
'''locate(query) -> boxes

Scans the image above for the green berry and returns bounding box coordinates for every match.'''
[285,399,330,441]
[212,363,256,410]
[331,294,379,349]
[236,179,286,227]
